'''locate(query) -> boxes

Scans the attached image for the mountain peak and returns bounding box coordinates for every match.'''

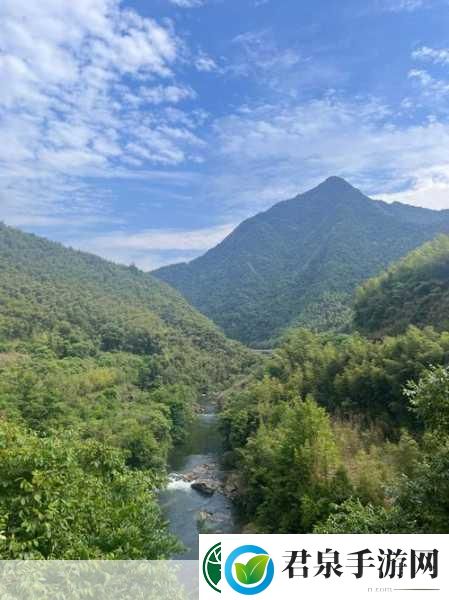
[315,176,359,192]
[301,176,369,205]
[154,178,449,345]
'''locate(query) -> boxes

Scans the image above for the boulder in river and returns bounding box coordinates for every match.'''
[184,462,218,482]
[197,510,213,522]
[191,480,220,496]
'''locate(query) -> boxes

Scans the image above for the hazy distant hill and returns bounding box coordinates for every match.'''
[154,177,449,345]
[354,234,449,337]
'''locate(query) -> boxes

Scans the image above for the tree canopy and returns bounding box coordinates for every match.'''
[354,235,449,337]
[221,325,449,534]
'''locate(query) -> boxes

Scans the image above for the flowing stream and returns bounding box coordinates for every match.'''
[159,404,239,559]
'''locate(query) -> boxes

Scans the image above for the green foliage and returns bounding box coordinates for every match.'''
[5,201,449,550]
[235,396,353,532]
[0,222,254,391]
[155,178,449,345]
[222,326,449,534]
[314,364,449,534]
[0,420,180,559]
[260,326,449,429]
[317,434,449,535]
[398,366,449,532]
[354,235,449,337]
[0,221,256,558]
[397,436,449,532]
[313,499,415,534]
[405,365,449,435]
[0,351,196,471]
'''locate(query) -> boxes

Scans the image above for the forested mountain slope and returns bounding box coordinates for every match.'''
[154,177,449,345]
[0,222,253,558]
[0,222,250,390]
[354,235,449,337]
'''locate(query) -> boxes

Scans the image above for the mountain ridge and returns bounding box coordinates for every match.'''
[153,177,449,345]
[0,221,251,390]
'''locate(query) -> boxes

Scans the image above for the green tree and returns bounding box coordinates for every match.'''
[240,395,352,532]
[405,365,449,435]
[314,499,415,534]
[0,421,180,559]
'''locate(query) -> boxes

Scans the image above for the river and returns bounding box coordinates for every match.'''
[158,405,239,559]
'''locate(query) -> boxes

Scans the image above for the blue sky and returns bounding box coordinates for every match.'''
[1,0,449,269]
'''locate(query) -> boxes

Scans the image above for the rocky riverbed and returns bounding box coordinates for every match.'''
[158,407,240,559]
[170,462,240,499]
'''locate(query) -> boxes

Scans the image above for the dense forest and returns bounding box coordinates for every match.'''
[220,234,449,534]
[0,223,253,558]
[154,177,449,345]
[221,325,449,534]
[355,234,449,337]
[2,216,449,559]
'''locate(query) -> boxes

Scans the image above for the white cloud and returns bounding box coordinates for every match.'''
[379,167,449,209]
[408,68,449,98]
[0,0,203,227]
[209,95,449,213]
[412,46,449,65]
[409,47,449,103]
[195,51,219,72]
[377,0,431,12]
[78,223,234,251]
[2,0,449,252]
[228,29,344,96]
[232,30,301,75]
[140,85,197,104]
[70,223,234,269]
[168,0,205,7]
[0,174,121,228]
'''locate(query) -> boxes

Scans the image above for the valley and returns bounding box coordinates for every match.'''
[2,177,449,559]
[2,0,449,573]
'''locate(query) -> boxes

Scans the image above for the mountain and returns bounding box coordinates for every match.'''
[0,222,251,391]
[354,234,449,337]
[153,177,449,345]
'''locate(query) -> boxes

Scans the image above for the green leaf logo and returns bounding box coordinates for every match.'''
[234,554,270,585]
